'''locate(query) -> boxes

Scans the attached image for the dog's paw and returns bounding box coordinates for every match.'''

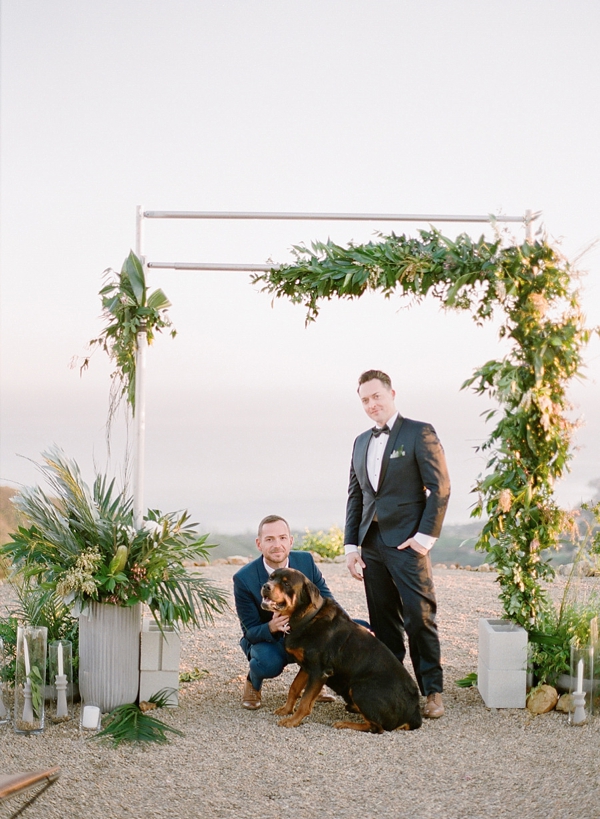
[273,705,294,716]
[278,715,302,728]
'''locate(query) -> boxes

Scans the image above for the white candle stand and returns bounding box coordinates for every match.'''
[21,679,34,724]
[568,644,594,727]
[570,690,588,726]
[49,640,73,723]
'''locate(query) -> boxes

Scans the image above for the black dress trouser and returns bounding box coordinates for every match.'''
[361,521,443,696]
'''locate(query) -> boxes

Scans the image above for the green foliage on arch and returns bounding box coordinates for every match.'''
[254,228,595,628]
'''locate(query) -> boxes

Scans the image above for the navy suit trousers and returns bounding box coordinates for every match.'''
[240,636,291,692]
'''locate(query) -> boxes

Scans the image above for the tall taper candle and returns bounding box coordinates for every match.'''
[57,640,64,677]
[23,635,31,678]
[576,658,584,694]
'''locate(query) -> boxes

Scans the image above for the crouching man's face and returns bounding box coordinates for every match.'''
[256,520,293,570]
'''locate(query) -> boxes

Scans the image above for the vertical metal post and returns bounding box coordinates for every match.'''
[525,209,533,242]
[133,331,147,529]
[133,205,147,529]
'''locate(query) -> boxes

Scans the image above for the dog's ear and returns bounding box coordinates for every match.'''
[299,577,322,610]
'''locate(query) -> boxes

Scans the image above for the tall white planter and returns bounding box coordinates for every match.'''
[79,602,142,713]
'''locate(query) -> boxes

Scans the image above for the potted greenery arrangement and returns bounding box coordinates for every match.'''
[526,502,600,698]
[2,447,227,712]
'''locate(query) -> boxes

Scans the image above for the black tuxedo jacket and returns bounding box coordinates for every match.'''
[344,414,451,549]
[233,551,332,646]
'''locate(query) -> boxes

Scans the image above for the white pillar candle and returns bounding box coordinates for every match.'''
[23,636,31,677]
[82,705,101,729]
[576,658,584,693]
[57,641,64,677]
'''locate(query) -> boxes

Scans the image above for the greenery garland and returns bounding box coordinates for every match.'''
[254,227,596,628]
[85,251,175,419]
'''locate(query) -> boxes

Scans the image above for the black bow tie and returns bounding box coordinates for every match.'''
[372,425,390,437]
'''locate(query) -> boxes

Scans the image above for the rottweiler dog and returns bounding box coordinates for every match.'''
[261,567,422,732]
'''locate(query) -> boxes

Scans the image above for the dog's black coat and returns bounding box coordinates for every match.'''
[261,567,422,731]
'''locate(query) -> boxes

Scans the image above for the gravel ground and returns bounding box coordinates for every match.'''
[1,563,599,819]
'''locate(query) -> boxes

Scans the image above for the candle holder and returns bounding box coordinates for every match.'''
[48,640,73,723]
[0,637,9,725]
[567,643,594,726]
[14,626,47,734]
[79,670,102,736]
[80,702,102,735]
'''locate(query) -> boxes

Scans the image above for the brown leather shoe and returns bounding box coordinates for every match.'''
[423,692,444,719]
[242,678,261,710]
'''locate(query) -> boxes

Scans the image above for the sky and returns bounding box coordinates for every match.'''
[1,0,599,536]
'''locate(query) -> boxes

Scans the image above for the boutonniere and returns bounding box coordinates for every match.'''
[390,446,405,459]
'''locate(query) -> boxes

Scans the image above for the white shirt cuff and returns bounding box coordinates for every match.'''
[344,544,359,554]
[413,532,437,552]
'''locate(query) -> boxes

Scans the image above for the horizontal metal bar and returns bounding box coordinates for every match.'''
[143,210,534,224]
[147,261,277,272]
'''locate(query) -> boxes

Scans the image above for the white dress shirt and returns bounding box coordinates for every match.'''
[263,557,289,574]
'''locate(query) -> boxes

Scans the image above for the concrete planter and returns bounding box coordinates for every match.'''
[79,602,142,713]
[478,618,527,708]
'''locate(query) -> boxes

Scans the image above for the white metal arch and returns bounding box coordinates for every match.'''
[132,206,540,526]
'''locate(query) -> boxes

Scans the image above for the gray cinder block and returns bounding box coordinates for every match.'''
[139,617,181,705]
[139,671,179,705]
[477,618,527,708]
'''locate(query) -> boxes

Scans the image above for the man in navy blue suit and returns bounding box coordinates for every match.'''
[233,514,335,710]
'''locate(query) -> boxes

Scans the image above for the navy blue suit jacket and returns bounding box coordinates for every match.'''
[233,551,332,647]
[345,414,451,549]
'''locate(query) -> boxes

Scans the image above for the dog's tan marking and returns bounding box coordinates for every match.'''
[333,719,384,733]
[277,679,324,728]
[285,647,305,663]
[274,668,308,716]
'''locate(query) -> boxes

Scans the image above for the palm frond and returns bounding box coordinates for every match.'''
[91,703,183,746]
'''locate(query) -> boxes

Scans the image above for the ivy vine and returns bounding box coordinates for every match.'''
[254,228,596,628]
[85,251,175,422]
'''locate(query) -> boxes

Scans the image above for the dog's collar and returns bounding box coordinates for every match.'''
[288,596,325,632]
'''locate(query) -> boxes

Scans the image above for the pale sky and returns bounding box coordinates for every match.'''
[1,1,599,534]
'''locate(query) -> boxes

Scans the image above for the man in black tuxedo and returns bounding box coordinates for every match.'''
[344,370,450,719]
[233,515,335,710]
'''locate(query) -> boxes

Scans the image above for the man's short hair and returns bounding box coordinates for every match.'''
[257,515,291,538]
[357,369,393,391]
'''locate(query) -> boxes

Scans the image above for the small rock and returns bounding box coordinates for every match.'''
[212,558,229,565]
[333,555,347,564]
[527,685,558,715]
[309,551,323,563]
[227,555,249,565]
[138,701,157,712]
[556,693,573,713]
[433,563,447,569]
[477,564,491,572]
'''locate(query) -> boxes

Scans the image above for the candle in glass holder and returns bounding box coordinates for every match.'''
[57,641,64,677]
[82,705,101,729]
